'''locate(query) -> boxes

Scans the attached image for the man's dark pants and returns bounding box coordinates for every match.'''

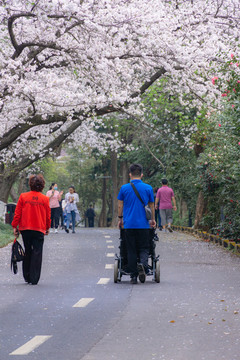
[21,230,44,285]
[125,229,149,277]
[88,217,94,227]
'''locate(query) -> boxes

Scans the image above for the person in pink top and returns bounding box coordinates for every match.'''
[155,179,177,232]
[46,183,63,233]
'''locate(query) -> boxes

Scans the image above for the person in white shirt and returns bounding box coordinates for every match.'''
[64,186,79,233]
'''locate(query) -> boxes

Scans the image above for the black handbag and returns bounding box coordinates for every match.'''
[130,183,152,220]
[11,239,25,274]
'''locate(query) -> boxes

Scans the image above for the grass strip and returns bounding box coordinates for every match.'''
[0,221,14,248]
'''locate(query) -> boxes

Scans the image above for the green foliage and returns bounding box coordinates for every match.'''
[64,148,103,216]
[0,221,13,247]
[196,55,240,239]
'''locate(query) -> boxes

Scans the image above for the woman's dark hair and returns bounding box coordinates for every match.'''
[49,182,56,190]
[29,174,45,192]
[129,163,143,177]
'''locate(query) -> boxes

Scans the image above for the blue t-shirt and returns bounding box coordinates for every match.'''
[117,179,154,229]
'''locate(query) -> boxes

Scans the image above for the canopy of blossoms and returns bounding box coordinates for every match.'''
[0,0,240,163]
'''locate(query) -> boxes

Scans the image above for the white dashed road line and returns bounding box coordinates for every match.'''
[9,335,52,356]
[106,240,113,243]
[105,264,114,269]
[97,278,110,285]
[107,245,114,249]
[106,253,115,257]
[104,235,111,238]
[73,298,95,308]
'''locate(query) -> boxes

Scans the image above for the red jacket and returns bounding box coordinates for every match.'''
[12,191,51,234]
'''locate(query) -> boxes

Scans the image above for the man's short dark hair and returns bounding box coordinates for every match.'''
[129,164,143,177]
[162,179,168,185]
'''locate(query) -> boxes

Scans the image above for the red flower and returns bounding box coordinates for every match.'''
[211,76,218,85]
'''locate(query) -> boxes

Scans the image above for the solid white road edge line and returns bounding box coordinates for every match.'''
[9,335,52,356]
[73,298,95,308]
[97,278,110,285]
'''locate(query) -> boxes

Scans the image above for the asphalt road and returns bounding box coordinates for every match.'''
[1,228,240,360]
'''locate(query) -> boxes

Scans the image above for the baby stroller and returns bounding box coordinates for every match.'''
[114,228,160,283]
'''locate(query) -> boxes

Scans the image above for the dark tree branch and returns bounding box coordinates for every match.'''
[12,118,84,174]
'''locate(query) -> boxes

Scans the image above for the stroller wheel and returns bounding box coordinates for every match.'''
[155,260,160,283]
[114,259,119,283]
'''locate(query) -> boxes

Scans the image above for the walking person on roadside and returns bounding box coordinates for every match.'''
[65,186,79,234]
[117,163,156,284]
[85,204,96,227]
[155,179,177,233]
[11,174,51,285]
[46,183,63,233]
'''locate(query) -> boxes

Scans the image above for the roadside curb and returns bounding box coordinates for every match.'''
[171,225,240,255]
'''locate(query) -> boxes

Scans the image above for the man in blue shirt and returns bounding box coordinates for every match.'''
[117,164,156,284]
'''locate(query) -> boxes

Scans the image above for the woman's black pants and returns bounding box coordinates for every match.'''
[51,207,60,229]
[21,230,44,285]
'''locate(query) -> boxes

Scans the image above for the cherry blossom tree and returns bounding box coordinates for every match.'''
[0,0,240,201]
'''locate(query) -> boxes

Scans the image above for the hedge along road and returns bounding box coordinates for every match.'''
[0,228,240,360]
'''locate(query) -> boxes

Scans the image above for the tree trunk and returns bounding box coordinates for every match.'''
[98,176,107,227]
[18,171,28,195]
[110,151,118,227]
[9,187,19,203]
[0,171,18,203]
[194,191,208,229]
[179,199,188,219]
[120,160,129,186]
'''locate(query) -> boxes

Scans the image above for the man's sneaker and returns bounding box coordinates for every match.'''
[55,229,58,233]
[65,228,69,233]
[145,268,152,276]
[130,276,138,284]
[168,225,173,233]
[50,229,54,233]
[137,263,146,283]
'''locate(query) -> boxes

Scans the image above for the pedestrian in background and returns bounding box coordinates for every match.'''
[46,183,63,233]
[11,174,51,285]
[118,163,156,284]
[155,179,177,232]
[85,204,96,227]
[59,198,64,229]
[65,186,80,233]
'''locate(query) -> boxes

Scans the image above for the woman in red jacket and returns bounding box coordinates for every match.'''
[12,174,51,285]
